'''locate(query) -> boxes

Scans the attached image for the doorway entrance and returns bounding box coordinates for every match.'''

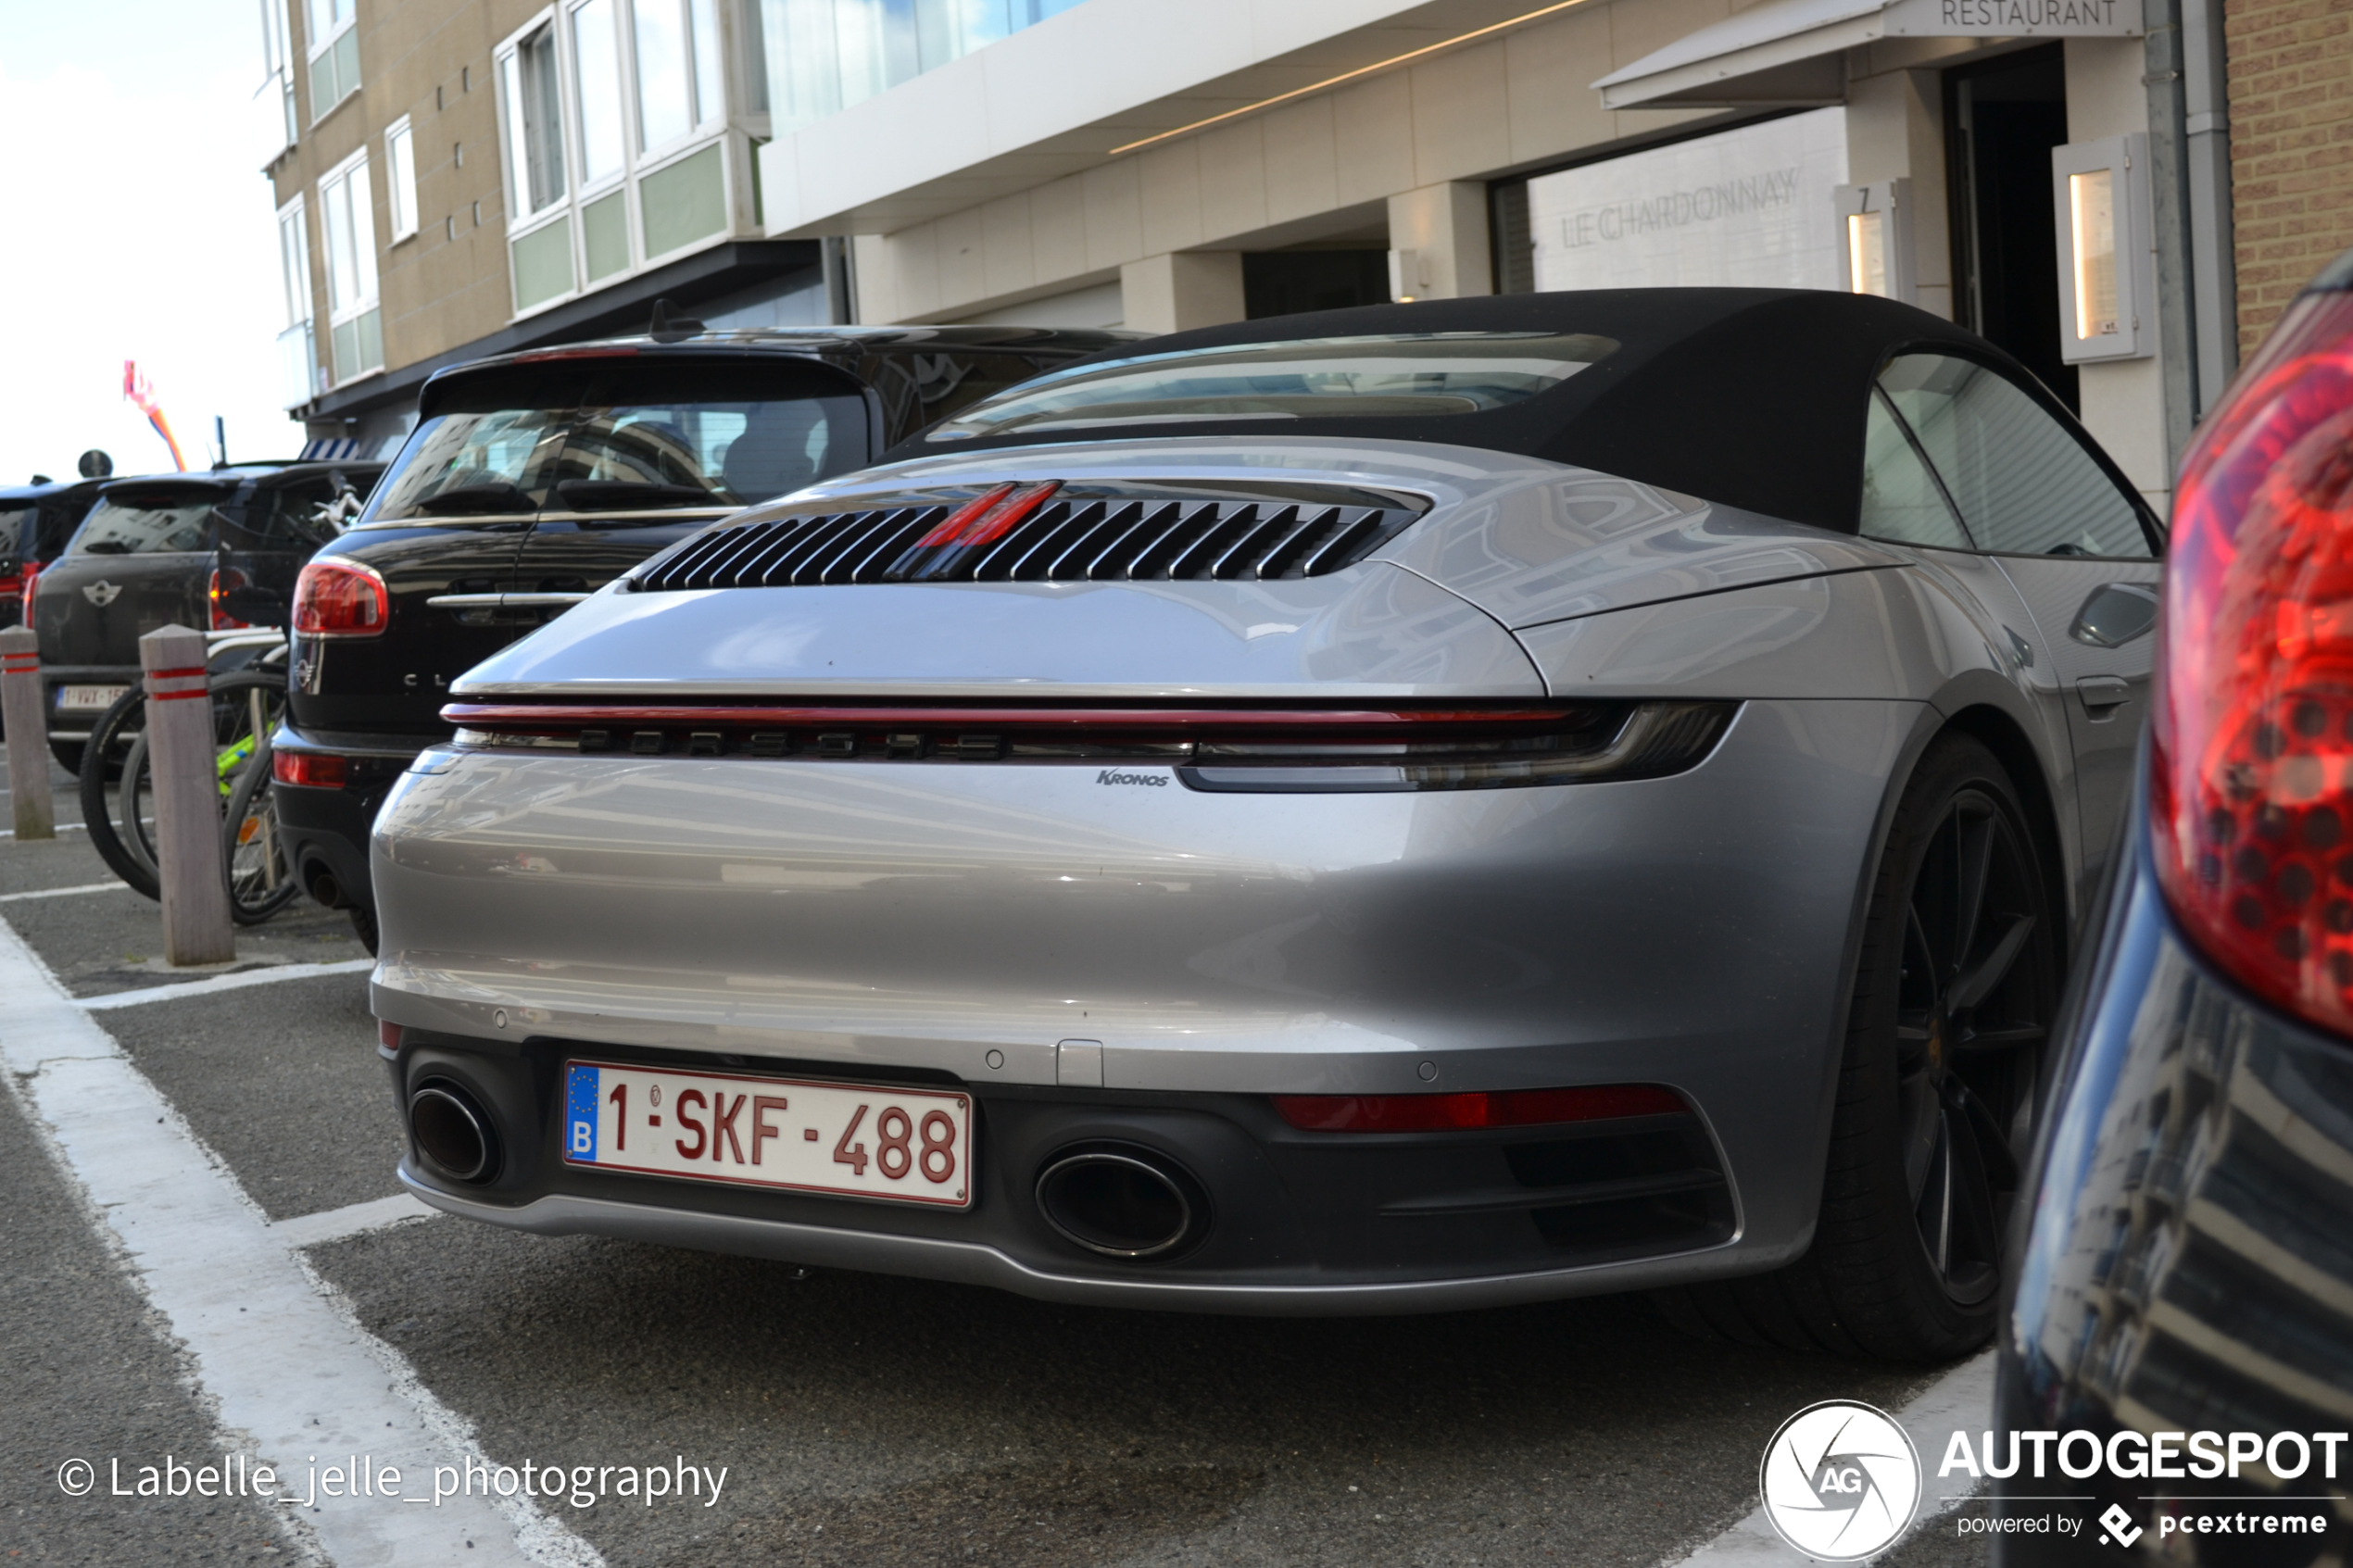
[1945,45,2077,410]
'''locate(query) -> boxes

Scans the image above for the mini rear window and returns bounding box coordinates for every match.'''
[0,505,33,559]
[925,332,1618,442]
[69,495,219,556]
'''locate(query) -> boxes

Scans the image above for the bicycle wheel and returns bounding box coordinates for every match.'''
[222,740,302,924]
[79,687,159,899]
[83,670,289,901]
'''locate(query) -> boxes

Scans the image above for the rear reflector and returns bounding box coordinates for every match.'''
[273,750,348,788]
[378,1020,404,1052]
[1272,1084,1688,1132]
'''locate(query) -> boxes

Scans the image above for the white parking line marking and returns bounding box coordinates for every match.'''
[0,881,133,902]
[79,958,376,1010]
[1665,1348,1994,1564]
[274,1194,439,1249]
[0,822,88,836]
[0,916,599,1568]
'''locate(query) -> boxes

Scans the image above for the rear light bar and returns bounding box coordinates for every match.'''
[19,559,40,620]
[273,750,348,788]
[2151,282,2353,1035]
[1273,1084,1689,1132]
[293,558,390,637]
[439,700,1736,792]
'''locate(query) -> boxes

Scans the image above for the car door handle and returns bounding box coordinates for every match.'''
[425,593,592,609]
[2077,676,2132,715]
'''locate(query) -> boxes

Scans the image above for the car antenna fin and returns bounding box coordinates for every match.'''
[648,297,705,344]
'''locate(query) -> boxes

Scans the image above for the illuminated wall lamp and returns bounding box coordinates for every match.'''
[1833,180,1917,305]
[2051,133,2154,363]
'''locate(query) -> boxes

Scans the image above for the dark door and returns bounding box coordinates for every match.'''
[1878,351,2164,893]
[1946,46,2076,411]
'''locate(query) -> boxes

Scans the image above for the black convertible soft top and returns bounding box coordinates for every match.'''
[889,290,2047,536]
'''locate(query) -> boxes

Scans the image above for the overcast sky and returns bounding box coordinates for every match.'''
[0,0,296,485]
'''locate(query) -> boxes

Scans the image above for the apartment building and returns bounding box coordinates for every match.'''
[262,0,2343,507]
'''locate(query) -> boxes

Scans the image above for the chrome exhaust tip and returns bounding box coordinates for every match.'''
[1034,1146,1206,1260]
[409,1083,497,1184]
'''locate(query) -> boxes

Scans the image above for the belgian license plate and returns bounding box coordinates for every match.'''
[57,684,129,711]
[562,1060,973,1208]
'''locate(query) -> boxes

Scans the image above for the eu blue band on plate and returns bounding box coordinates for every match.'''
[565,1062,599,1160]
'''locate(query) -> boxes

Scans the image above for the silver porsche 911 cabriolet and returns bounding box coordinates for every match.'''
[370,291,2162,1360]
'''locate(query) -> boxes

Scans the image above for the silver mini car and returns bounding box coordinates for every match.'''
[371,292,2162,1359]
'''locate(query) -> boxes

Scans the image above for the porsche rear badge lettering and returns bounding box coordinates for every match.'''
[1097,771,1168,786]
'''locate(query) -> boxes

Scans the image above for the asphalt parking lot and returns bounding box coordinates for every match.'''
[1,738,1996,1567]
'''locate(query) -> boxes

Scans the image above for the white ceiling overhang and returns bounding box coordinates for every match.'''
[1592,0,2144,108]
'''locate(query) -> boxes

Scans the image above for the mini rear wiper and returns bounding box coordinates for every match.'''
[556,479,727,510]
[410,482,535,515]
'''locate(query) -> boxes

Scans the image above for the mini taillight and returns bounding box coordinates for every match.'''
[208,566,250,631]
[2152,282,2353,1035]
[272,750,348,788]
[1272,1083,1687,1132]
[19,559,40,619]
[292,558,389,637]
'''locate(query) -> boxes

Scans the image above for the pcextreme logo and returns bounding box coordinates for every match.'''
[1759,1400,1922,1561]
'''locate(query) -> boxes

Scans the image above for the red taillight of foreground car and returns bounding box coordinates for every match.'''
[1272,1083,1688,1132]
[19,558,40,620]
[292,558,389,637]
[272,750,348,788]
[2152,285,2353,1035]
[208,565,250,631]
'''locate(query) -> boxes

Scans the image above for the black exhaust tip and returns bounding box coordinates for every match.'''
[301,859,343,909]
[1035,1146,1207,1260]
[409,1083,497,1183]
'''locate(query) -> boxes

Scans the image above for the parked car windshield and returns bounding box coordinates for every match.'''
[925,332,1619,441]
[68,493,219,555]
[368,359,872,522]
[0,504,35,559]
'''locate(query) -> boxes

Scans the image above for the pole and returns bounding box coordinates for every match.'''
[140,626,234,964]
[1,627,55,840]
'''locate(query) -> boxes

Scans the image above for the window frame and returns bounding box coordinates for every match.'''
[1869,343,2165,560]
[384,115,420,243]
[303,0,360,120]
[318,146,384,384]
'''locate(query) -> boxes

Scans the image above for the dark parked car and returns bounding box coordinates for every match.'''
[271,323,1132,947]
[0,476,107,629]
[1994,249,2353,1556]
[28,462,379,771]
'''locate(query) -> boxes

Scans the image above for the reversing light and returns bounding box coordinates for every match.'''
[1273,1084,1687,1132]
[272,750,348,788]
[292,558,389,637]
[2151,284,2353,1035]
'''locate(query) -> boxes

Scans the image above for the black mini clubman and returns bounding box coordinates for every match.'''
[272,320,1134,947]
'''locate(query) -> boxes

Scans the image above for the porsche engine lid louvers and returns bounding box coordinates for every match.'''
[625,481,1429,591]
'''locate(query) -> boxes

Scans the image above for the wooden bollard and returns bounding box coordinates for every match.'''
[1,626,55,840]
[140,626,235,965]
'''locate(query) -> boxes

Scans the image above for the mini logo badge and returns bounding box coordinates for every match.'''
[2098,1502,2143,1547]
[82,580,121,608]
[1758,1400,1920,1561]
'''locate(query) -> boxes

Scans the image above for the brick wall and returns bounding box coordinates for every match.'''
[2223,0,2353,357]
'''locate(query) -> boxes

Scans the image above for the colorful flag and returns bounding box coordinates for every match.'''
[122,360,188,471]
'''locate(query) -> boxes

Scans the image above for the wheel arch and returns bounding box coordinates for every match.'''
[1939,702,2075,960]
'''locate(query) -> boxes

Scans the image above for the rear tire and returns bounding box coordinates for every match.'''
[79,688,158,900]
[1655,733,2059,1361]
[348,903,380,956]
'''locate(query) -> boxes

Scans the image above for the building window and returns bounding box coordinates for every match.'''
[305,0,359,119]
[258,0,297,151]
[502,21,569,217]
[274,196,316,408]
[633,0,722,149]
[572,0,626,184]
[385,117,420,241]
[763,0,1088,132]
[319,151,383,383]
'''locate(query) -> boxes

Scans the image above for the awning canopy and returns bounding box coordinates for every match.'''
[1593,0,2143,108]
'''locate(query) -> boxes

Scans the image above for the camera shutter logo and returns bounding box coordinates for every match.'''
[1758,1399,1921,1560]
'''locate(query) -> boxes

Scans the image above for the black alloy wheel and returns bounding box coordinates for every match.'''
[1655,733,2058,1360]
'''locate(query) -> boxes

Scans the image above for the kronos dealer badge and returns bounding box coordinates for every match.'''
[1759,1400,1923,1560]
